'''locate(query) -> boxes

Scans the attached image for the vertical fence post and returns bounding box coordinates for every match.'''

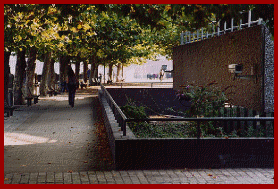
[197,121,201,139]
[224,21,227,33]
[201,28,204,40]
[123,119,126,136]
[260,112,267,137]
[236,107,241,135]
[258,18,262,25]
[223,107,228,133]
[217,22,220,36]
[239,19,242,29]
[248,10,251,27]
[231,18,234,32]
[243,108,248,136]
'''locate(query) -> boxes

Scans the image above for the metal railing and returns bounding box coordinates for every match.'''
[100,83,128,136]
[100,84,274,137]
[181,10,263,45]
[118,82,173,88]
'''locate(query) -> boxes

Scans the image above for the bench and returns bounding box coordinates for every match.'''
[47,90,59,97]
[80,82,87,89]
[4,101,16,117]
[25,95,40,106]
[23,87,40,106]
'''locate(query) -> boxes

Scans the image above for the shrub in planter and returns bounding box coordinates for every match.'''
[121,98,148,120]
[178,81,228,117]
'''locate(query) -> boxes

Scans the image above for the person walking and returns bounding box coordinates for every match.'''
[66,66,78,107]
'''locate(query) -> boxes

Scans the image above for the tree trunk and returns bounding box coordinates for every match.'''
[89,56,98,85]
[25,47,37,97]
[108,63,113,83]
[83,60,88,84]
[88,57,94,86]
[94,65,99,83]
[40,52,51,96]
[116,63,122,82]
[4,51,11,106]
[59,55,69,84]
[14,49,27,105]
[75,61,80,82]
[47,59,55,91]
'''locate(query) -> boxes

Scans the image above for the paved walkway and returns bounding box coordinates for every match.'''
[4,87,274,184]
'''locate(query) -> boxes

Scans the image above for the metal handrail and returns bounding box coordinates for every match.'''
[127,117,274,122]
[100,84,274,137]
[100,83,128,135]
[118,81,173,88]
[126,117,274,139]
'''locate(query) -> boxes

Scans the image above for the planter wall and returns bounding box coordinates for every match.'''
[106,88,191,116]
[99,89,274,170]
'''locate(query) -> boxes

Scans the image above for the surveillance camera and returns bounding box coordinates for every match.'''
[228,64,243,74]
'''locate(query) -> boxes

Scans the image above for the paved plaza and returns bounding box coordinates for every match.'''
[4,87,274,184]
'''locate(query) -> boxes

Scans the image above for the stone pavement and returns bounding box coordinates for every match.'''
[4,168,274,184]
[4,87,274,184]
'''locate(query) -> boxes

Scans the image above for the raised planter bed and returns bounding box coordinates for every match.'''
[98,88,274,170]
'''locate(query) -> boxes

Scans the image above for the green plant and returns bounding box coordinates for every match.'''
[246,126,256,137]
[182,81,227,118]
[121,97,148,120]
[229,130,239,137]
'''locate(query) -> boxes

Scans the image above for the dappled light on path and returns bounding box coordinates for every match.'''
[4,132,57,146]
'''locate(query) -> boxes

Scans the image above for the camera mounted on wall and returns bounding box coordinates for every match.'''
[228,64,257,83]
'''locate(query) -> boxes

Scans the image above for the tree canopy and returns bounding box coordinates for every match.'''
[4,4,274,101]
[5,4,274,61]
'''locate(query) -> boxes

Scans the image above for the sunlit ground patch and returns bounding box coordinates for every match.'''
[4,132,57,146]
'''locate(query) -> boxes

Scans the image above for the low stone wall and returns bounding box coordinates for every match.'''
[98,89,135,163]
[98,89,274,170]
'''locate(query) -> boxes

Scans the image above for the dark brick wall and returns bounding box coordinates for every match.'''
[107,88,191,116]
[173,25,265,112]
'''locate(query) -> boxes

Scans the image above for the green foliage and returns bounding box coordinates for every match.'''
[180,81,227,117]
[121,98,148,120]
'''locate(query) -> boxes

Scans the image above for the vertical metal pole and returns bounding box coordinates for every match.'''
[248,10,251,27]
[231,18,234,32]
[197,121,201,139]
[239,19,242,29]
[217,22,220,36]
[196,120,201,168]
[201,28,204,40]
[258,18,262,25]
[224,22,227,33]
[123,120,126,136]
